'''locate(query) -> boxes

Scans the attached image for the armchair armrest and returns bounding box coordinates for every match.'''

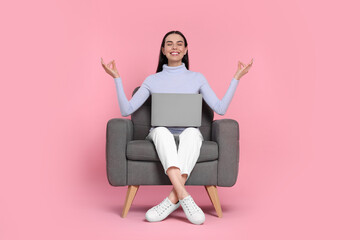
[106,118,133,186]
[211,119,239,187]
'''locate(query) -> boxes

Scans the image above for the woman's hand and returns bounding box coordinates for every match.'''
[101,57,120,78]
[234,58,254,80]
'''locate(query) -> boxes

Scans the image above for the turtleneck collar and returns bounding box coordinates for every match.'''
[162,62,187,74]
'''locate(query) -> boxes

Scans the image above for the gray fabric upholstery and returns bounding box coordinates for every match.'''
[127,160,218,186]
[106,86,240,187]
[212,119,239,187]
[126,140,218,162]
[130,88,152,140]
[106,119,133,186]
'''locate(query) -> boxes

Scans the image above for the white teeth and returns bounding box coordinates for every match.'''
[171,52,179,55]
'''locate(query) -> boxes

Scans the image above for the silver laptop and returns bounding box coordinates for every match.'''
[151,93,202,127]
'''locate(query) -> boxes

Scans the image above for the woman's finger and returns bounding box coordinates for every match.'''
[243,64,252,73]
[101,58,106,66]
[102,59,109,68]
[101,60,108,70]
[102,65,110,72]
[239,61,246,68]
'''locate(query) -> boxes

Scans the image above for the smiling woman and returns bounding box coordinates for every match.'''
[101,30,253,225]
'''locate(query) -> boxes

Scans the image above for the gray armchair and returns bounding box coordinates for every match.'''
[106,87,240,218]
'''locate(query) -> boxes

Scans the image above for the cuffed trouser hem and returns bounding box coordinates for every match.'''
[180,171,190,181]
[164,165,182,176]
[165,166,190,181]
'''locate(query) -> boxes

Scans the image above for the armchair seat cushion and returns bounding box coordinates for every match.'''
[126,140,218,162]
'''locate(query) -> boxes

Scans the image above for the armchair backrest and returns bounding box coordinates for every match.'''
[131,87,214,140]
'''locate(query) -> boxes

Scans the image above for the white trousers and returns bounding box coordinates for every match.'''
[145,127,204,180]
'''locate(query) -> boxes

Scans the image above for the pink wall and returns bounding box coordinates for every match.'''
[1,0,359,239]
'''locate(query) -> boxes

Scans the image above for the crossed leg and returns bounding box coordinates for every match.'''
[167,168,188,203]
[167,127,203,203]
[147,127,203,204]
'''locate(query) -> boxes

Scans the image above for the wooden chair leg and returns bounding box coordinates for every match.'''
[204,185,223,218]
[121,185,139,218]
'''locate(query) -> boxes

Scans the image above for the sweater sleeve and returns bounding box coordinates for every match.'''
[198,73,239,115]
[114,76,151,117]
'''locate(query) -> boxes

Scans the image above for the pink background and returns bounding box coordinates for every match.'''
[1,0,359,239]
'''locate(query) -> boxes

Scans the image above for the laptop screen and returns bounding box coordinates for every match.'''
[151,93,202,127]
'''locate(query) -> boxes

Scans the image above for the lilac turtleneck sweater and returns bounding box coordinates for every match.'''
[114,62,239,134]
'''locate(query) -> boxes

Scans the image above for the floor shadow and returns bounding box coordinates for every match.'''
[105,202,238,219]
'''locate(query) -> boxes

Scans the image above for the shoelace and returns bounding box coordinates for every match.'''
[182,197,200,216]
[154,199,172,215]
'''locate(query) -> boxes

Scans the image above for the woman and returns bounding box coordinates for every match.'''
[101,30,253,225]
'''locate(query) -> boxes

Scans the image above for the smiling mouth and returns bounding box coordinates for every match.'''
[170,52,179,55]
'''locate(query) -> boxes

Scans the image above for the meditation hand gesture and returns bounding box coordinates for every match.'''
[234,58,254,80]
[101,57,120,78]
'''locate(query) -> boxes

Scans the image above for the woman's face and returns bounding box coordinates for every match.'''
[162,34,188,65]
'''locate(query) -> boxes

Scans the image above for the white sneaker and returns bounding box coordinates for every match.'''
[179,195,205,225]
[145,197,180,222]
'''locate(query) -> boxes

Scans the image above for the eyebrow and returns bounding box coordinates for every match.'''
[166,40,184,43]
